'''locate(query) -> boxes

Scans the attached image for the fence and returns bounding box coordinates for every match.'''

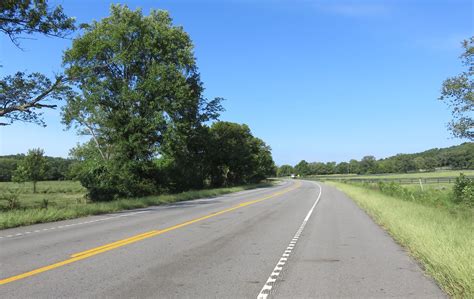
[308,176,474,185]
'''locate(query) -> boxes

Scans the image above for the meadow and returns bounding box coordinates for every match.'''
[0,180,274,230]
[0,181,86,210]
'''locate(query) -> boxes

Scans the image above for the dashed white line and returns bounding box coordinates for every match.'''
[257,182,322,299]
[0,210,149,240]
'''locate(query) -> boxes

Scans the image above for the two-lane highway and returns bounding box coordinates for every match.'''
[0,180,444,298]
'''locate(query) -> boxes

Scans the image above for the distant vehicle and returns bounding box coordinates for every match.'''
[290,174,296,179]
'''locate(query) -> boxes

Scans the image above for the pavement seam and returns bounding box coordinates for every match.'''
[257,182,322,299]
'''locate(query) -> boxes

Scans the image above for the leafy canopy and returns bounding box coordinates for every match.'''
[63,5,223,200]
[0,72,73,126]
[0,0,75,47]
[0,0,76,126]
[440,37,474,140]
[12,148,48,192]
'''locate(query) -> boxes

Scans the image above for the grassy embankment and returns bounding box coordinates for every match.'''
[0,180,275,230]
[323,177,473,298]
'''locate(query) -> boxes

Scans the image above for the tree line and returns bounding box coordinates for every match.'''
[278,142,474,176]
[0,2,275,200]
[0,152,74,182]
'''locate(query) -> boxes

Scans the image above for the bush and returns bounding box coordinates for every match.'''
[453,173,474,206]
[74,160,159,202]
[0,189,21,209]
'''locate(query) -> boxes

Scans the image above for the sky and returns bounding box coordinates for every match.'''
[0,0,472,165]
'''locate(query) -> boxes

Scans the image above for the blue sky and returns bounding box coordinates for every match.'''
[0,0,472,165]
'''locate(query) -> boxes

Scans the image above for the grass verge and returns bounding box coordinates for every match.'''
[327,181,473,298]
[0,182,275,230]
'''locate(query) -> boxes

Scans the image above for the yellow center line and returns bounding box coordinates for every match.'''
[0,181,302,286]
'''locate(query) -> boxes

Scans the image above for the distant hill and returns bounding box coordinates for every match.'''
[283,142,474,176]
[377,142,474,173]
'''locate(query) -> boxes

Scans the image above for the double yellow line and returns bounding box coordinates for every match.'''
[0,181,301,286]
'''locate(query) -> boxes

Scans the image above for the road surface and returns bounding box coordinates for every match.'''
[0,180,444,298]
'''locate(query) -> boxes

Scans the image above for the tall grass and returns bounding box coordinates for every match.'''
[0,182,274,230]
[0,181,85,209]
[328,182,474,298]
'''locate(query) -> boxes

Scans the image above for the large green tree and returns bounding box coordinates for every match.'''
[62,5,222,199]
[0,0,76,126]
[207,122,275,187]
[440,37,473,140]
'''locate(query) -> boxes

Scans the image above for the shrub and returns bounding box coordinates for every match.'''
[453,173,474,206]
[0,189,21,209]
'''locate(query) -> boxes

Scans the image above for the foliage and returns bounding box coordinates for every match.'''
[62,6,226,200]
[359,155,377,174]
[440,37,474,140]
[0,188,21,209]
[0,154,74,181]
[453,173,474,206]
[0,155,20,181]
[277,164,294,177]
[0,72,74,126]
[0,0,76,46]
[12,148,48,193]
[206,122,275,187]
[291,142,473,176]
[0,0,77,126]
[294,160,310,176]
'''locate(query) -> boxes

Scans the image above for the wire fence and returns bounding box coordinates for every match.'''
[305,176,474,185]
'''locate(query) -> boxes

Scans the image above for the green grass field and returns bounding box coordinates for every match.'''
[328,181,474,298]
[0,181,86,209]
[0,180,275,230]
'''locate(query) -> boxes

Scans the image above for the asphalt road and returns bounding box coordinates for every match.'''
[0,180,444,298]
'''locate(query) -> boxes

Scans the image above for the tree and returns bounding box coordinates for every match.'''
[0,0,75,47]
[63,6,222,200]
[207,122,274,187]
[413,157,427,171]
[349,159,360,174]
[12,148,48,193]
[0,0,76,126]
[335,162,349,174]
[277,165,294,177]
[294,160,310,176]
[440,37,474,140]
[360,156,377,174]
[250,137,276,181]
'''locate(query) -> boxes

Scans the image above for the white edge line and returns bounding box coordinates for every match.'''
[0,182,288,240]
[257,181,322,299]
